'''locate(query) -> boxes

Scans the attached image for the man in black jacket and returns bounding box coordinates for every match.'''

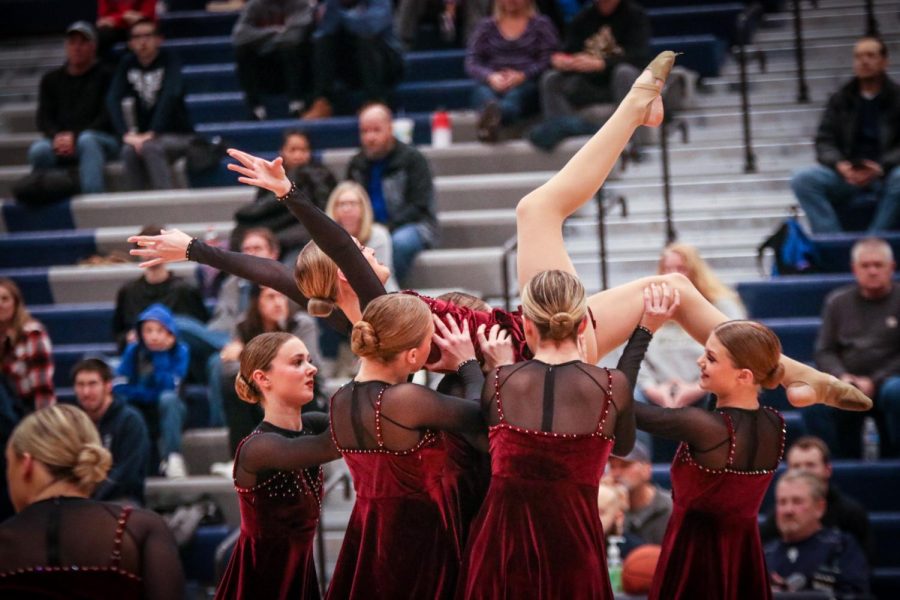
[107,18,194,190]
[28,22,119,194]
[791,37,900,232]
[759,436,873,559]
[346,103,438,284]
[73,359,150,504]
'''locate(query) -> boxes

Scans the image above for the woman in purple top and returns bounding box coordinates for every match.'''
[465,0,559,142]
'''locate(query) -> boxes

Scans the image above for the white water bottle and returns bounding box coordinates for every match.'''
[607,536,623,593]
[431,109,452,148]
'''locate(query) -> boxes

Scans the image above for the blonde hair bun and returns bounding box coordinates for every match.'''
[73,444,112,488]
[351,320,380,357]
[548,312,575,339]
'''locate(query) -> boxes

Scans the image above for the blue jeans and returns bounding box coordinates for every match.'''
[159,390,186,457]
[28,130,119,194]
[173,315,230,426]
[803,374,900,458]
[391,223,428,285]
[791,164,900,233]
[472,79,540,125]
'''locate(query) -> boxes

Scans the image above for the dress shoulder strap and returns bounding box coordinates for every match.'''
[595,367,614,434]
[719,410,738,469]
[373,385,389,449]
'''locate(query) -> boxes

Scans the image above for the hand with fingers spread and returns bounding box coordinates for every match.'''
[477,323,515,372]
[426,314,476,372]
[227,148,293,197]
[127,228,193,268]
[640,282,680,333]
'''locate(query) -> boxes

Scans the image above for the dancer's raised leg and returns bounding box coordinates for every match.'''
[515,52,673,291]
[585,273,872,412]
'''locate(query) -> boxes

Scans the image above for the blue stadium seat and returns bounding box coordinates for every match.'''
[160,10,238,38]
[197,113,433,154]
[0,230,96,269]
[812,233,900,273]
[760,318,819,365]
[1,199,75,233]
[0,266,55,305]
[739,275,860,320]
[31,303,115,345]
[871,513,900,568]
[181,524,234,584]
[873,567,900,599]
[648,4,745,45]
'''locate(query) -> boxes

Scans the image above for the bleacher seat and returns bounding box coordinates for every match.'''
[648,3,745,45]
[874,567,900,599]
[872,513,900,568]
[812,232,900,273]
[760,318,819,365]
[0,229,96,269]
[739,275,859,320]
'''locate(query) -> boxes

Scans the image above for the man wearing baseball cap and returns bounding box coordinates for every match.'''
[607,441,674,544]
[27,21,119,194]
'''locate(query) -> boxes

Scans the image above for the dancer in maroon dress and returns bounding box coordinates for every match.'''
[624,315,787,600]
[458,271,670,599]
[129,76,873,414]
[215,332,340,600]
[0,405,183,600]
[326,293,490,600]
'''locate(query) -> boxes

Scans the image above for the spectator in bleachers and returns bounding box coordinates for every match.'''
[465,0,560,142]
[231,130,337,260]
[804,237,900,458]
[28,22,119,195]
[346,103,438,284]
[95,0,156,60]
[114,304,190,478]
[637,243,746,410]
[0,405,184,598]
[791,37,900,233]
[539,0,650,123]
[232,0,316,120]
[395,0,462,50]
[765,470,870,596]
[0,278,55,414]
[326,181,398,291]
[597,482,645,560]
[72,358,149,505]
[107,18,195,191]
[760,436,873,560]
[114,225,209,352]
[300,0,404,119]
[214,286,322,456]
[606,441,672,545]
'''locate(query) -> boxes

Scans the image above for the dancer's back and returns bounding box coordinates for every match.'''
[459,360,629,600]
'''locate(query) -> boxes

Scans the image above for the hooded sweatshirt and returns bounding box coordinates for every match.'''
[114,304,190,404]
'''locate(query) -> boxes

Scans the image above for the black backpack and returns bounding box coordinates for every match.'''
[12,168,80,207]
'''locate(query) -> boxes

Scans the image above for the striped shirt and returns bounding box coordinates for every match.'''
[1,320,56,410]
[465,15,560,83]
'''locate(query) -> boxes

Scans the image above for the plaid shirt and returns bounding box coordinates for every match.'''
[1,320,55,410]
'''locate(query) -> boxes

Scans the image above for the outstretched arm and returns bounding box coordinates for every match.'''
[128,229,352,332]
[237,430,341,474]
[227,148,387,310]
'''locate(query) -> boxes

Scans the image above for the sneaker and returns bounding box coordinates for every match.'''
[477,101,502,143]
[288,100,305,118]
[210,460,234,478]
[301,97,333,120]
[163,452,187,479]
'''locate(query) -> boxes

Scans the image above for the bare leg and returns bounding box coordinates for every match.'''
[587,273,873,412]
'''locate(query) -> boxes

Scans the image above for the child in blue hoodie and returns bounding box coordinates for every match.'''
[114,303,190,478]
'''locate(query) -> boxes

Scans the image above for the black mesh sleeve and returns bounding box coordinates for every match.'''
[281,186,387,310]
[381,380,486,435]
[616,327,653,390]
[188,240,351,332]
[137,510,186,600]
[634,402,729,451]
[237,430,341,473]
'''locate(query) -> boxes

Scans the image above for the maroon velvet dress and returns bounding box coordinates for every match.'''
[440,431,491,560]
[648,407,786,600]
[458,361,619,600]
[326,383,461,600]
[215,422,324,600]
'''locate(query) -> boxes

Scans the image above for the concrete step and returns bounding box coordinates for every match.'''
[0,132,38,165]
[406,246,505,298]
